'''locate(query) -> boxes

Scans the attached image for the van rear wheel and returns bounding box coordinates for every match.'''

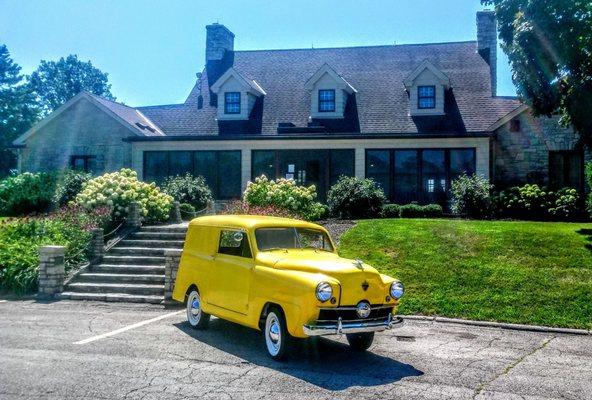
[186,289,210,329]
[346,332,374,351]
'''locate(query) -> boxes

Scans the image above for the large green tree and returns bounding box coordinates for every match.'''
[0,45,40,177]
[482,1,592,143]
[28,54,115,116]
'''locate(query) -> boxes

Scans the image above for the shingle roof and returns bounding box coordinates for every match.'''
[138,41,522,136]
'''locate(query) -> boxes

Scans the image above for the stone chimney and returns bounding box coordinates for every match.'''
[205,23,235,105]
[477,10,497,96]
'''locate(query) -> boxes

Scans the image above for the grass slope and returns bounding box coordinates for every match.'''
[339,219,592,329]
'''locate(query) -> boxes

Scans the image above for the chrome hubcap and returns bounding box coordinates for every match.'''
[187,291,201,325]
[269,321,280,343]
[191,299,200,316]
[265,313,281,356]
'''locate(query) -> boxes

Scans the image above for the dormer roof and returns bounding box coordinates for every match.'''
[403,60,451,90]
[210,67,267,96]
[304,63,357,94]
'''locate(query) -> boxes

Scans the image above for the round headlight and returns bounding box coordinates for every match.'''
[390,281,404,299]
[316,282,333,302]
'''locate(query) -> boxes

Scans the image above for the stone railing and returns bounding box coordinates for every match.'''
[164,249,183,306]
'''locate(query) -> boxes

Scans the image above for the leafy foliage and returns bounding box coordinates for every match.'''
[0,45,40,177]
[450,174,492,218]
[27,54,115,116]
[222,200,300,219]
[494,184,582,220]
[327,176,386,219]
[586,162,592,215]
[53,169,92,207]
[161,174,213,210]
[481,1,592,142]
[0,172,56,216]
[382,204,402,218]
[243,175,326,221]
[0,205,111,293]
[75,169,173,222]
[548,188,580,219]
[179,203,196,221]
[422,204,444,218]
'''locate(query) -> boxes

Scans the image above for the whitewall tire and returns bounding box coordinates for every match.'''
[186,289,210,329]
[264,308,291,360]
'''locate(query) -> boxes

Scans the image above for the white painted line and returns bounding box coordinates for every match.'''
[74,310,182,345]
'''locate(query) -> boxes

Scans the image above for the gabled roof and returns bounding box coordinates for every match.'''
[13,91,164,146]
[304,63,357,94]
[403,59,451,89]
[210,67,267,96]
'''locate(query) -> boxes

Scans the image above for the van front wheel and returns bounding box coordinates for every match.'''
[264,308,292,360]
[186,289,210,329]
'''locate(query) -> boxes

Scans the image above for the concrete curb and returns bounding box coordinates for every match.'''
[401,315,591,336]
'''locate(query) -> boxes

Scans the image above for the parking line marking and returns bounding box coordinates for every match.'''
[74,310,182,345]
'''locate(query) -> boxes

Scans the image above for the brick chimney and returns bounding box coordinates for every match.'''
[205,23,235,105]
[477,10,497,96]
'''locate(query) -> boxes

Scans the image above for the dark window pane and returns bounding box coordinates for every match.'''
[319,89,336,112]
[144,152,168,183]
[450,149,476,180]
[549,151,583,190]
[393,150,419,204]
[168,151,193,177]
[219,230,252,258]
[418,85,436,109]
[194,151,217,195]
[218,151,241,199]
[330,149,355,185]
[366,150,390,198]
[252,151,275,179]
[224,92,241,114]
[422,150,446,202]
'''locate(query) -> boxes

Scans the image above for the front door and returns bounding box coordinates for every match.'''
[208,229,253,314]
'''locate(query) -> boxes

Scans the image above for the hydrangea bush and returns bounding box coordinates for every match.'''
[243,176,326,221]
[75,169,173,222]
[450,174,492,219]
[327,176,386,219]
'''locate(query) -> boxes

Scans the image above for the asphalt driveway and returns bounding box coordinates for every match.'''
[0,299,590,399]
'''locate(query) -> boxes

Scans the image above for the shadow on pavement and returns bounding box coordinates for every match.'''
[174,318,423,390]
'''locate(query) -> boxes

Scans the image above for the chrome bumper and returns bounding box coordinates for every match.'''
[303,313,404,336]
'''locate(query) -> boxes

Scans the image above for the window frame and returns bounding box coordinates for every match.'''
[69,155,95,172]
[318,89,336,113]
[224,92,241,114]
[417,85,436,109]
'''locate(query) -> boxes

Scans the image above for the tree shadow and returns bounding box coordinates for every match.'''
[174,318,423,391]
[577,229,592,251]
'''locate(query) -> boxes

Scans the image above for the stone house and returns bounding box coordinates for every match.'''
[11,11,589,205]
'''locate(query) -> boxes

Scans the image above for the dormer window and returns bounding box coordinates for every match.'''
[224,92,241,114]
[418,86,436,109]
[318,90,336,112]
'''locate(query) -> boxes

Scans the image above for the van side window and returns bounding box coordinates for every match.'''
[218,230,252,258]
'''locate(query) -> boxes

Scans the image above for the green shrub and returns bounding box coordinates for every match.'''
[0,205,111,293]
[223,200,300,219]
[327,176,386,219]
[53,169,92,207]
[495,184,553,220]
[243,175,326,221]
[179,203,196,221]
[0,172,56,216]
[399,204,424,218]
[450,174,492,218]
[382,204,401,218]
[586,162,592,216]
[422,204,444,218]
[548,188,580,220]
[161,174,213,210]
[75,168,173,222]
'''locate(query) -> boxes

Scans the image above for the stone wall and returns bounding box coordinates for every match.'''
[164,249,183,305]
[38,246,65,299]
[20,97,132,174]
[493,111,582,188]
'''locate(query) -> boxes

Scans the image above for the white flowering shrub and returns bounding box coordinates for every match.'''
[75,169,173,222]
[243,175,327,221]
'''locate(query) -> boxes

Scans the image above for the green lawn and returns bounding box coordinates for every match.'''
[339,219,592,329]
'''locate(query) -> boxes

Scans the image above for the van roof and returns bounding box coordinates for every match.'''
[188,215,325,231]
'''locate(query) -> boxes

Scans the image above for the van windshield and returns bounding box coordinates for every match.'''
[255,227,334,252]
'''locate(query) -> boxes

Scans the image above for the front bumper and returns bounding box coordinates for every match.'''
[303,313,404,336]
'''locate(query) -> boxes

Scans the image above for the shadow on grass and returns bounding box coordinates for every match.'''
[174,318,423,390]
[577,229,592,251]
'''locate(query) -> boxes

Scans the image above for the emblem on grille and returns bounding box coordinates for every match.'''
[356,301,371,318]
[361,280,369,291]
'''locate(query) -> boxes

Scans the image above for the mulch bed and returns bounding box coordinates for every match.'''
[318,219,356,245]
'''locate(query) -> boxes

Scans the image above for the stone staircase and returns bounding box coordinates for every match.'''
[58,225,187,304]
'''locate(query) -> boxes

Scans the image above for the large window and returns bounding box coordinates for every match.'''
[252,149,354,201]
[224,92,241,114]
[418,85,436,109]
[318,89,336,112]
[549,151,583,190]
[365,148,476,206]
[143,150,242,199]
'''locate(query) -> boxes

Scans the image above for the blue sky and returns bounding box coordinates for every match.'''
[0,0,516,106]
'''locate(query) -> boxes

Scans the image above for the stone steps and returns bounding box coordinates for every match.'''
[62,224,187,304]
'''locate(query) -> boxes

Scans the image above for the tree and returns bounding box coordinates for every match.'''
[28,54,115,116]
[0,45,40,177]
[481,1,592,143]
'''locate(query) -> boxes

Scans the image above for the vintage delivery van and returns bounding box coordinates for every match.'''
[172,215,404,360]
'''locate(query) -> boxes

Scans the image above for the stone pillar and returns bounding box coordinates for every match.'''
[205,201,216,215]
[164,249,183,305]
[170,201,182,224]
[89,228,104,263]
[38,246,66,299]
[127,201,142,228]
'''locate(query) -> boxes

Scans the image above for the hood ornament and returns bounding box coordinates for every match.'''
[354,259,364,270]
